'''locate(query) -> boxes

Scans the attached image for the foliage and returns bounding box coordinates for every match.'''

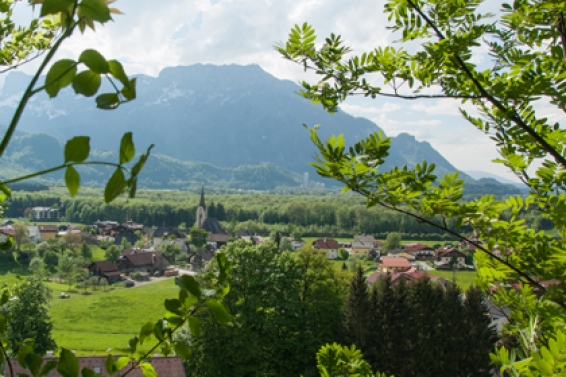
[342,274,496,377]
[382,232,401,252]
[2,277,57,356]
[104,245,120,263]
[278,0,566,373]
[189,226,208,249]
[187,241,347,376]
[314,343,378,377]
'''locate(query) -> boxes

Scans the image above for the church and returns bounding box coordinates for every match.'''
[195,187,230,248]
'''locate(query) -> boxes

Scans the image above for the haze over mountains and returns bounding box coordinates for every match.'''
[0,64,521,193]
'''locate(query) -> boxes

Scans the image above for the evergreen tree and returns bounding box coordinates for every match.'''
[342,266,370,351]
[407,278,445,377]
[461,286,497,377]
[3,277,57,355]
[216,203,226,221]
[80,241,92,261]
[439,284,465,377]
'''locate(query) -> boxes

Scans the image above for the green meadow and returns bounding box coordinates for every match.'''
[50,279,178,355]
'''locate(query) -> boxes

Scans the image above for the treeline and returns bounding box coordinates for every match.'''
[4,188,550,236]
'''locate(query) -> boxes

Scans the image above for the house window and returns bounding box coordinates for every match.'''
[93,366,101,374]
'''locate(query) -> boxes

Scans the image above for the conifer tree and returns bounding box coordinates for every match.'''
[439,284,465,377]
[342,265,370,351]
[461,286,497,377]
[407,278,444,377]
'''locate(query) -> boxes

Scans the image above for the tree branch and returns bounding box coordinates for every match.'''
[405,0,566,170]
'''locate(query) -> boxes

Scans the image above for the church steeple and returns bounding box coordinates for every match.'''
[195,186,208,228]
[199,186,206,209]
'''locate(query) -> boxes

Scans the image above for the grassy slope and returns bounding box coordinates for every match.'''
[50,279,178,355]
[427,270,477,291]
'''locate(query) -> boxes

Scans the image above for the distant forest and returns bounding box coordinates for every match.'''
[3,188,551,238]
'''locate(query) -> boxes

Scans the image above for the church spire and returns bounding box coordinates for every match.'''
[199,186,206,209]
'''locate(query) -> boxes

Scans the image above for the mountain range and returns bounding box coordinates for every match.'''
[0,64,521,193]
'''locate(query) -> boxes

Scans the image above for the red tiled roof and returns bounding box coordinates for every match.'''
[6,356,185,377]
[380,256,411,268]
[38,225,58,232]
[0,229,15,237]
[403,243,430,252]
[312,238,340,249]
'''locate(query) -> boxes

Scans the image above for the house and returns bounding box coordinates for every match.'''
[91,220,119,236]
[435,248,466,269]
[350,241,375,258]
[312,238,340,259]
[289,238,305,250]
[378,256,411,273]
[6,356,186,377]
[0,228,14,247]
[30,207,60,221]
[38,225,58,241]
[88,261,122,283]
[27,225,40,243]
[117,252,170,274]
[354,234,376,243]
[114,233,139,247]
[206,233,230,249]
[188,250,215,271]
[152,227,186,248]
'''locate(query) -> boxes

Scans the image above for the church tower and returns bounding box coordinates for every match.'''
[195,186,208,228]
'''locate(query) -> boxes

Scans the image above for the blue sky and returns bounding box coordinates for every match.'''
[12,0,560,182]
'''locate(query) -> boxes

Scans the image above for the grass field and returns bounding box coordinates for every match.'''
[427,270,478,291]
[50,279,178,355]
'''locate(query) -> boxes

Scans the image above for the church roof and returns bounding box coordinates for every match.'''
[202,218,226,235]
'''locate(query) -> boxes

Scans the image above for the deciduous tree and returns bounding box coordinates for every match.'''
[278,1,566,372]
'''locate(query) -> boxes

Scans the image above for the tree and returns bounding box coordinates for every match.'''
[2,277,57,355]
[188,241,346,376]
[342,266,370,352]
[189,226,208,249]
[105,245,120,263]
[159,243,182,260]
[42,250,59,272]
[382,232,401,252]
[80,241,92,261]
[279,236,293,251]
[12,222,30,251]
[278,1,566,372]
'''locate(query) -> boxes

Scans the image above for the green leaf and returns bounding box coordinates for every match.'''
[40,361,58,377]
[45,59,77,98]
[205,299,232,325]
[95,93,120,110]
[122,78,136,100]
[128,336,139,353]
[104,168,126,203]
[174,341,192,359]
[72,70,101,97]
[65,166,81,197]
[108,60,129,87]
[188,316,202,337]
[139,322,154,345]
[164,298,183,315]
[176,275,201,298]
[40,0,74,16]
[0,237,13,251]
[104,354,116,375]
[139,362,157,377]
[78,49,109,74]
[64,136,90,163]
[119,132,135,164]
[57,349,80,377]
[17,344,33,368]
[0,183,11,198]
[26,353,43,377]
[78,0,111,22]
[115,357,130,371]
[81,368,96,377]
[154,319,165,341]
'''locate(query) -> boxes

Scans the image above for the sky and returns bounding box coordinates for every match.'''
[11,0,560,182]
